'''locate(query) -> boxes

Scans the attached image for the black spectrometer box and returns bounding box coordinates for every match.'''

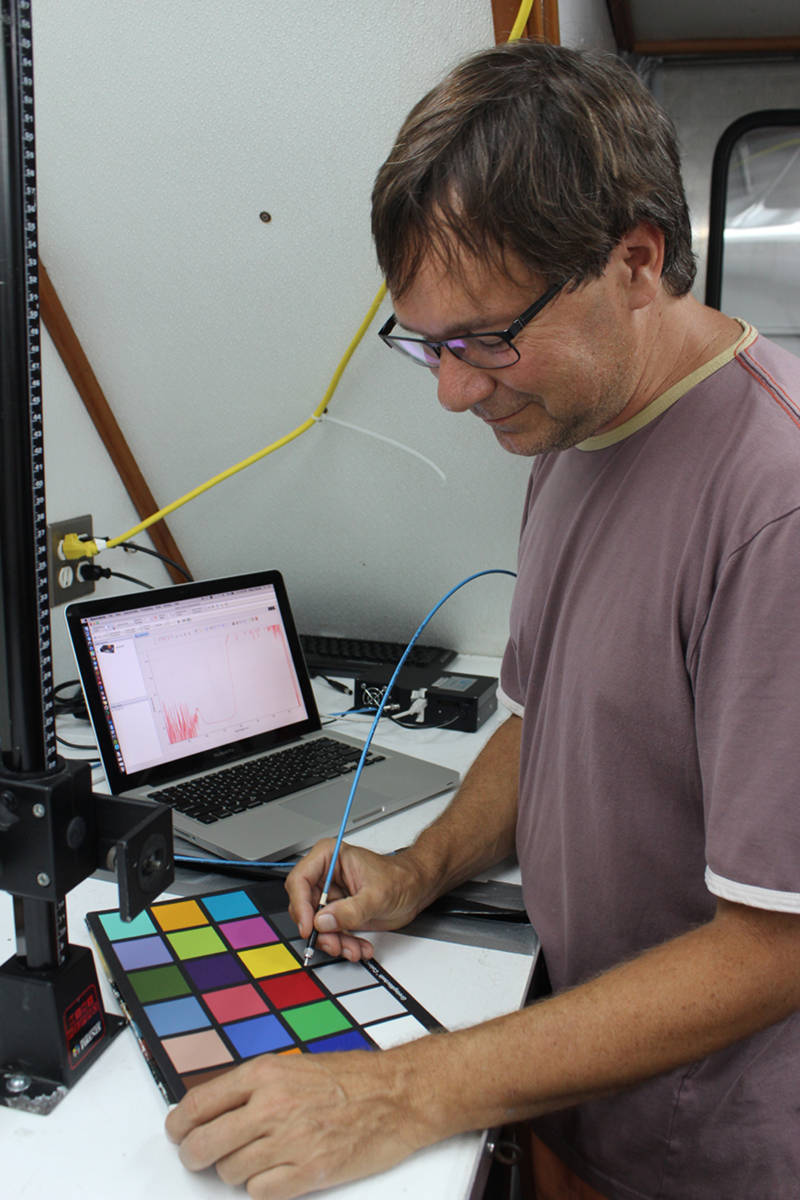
[355,671,497,732]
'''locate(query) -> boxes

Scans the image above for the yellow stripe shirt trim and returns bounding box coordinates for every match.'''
[576,321,758,452]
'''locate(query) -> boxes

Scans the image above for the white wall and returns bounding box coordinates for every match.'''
[559,0,615,49]
[32,1,614,683]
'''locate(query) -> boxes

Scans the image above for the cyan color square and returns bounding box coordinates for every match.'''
[98,910,156,941]
[202,890,258,923]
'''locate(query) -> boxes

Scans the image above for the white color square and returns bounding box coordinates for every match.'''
[337,986,406,1025]
[313,959,376,994]
[366,1014,430,1049]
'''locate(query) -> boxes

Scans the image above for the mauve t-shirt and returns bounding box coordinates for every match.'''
[499,325,800,1199]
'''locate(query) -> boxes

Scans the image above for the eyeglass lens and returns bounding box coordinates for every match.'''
[390,334,519,369]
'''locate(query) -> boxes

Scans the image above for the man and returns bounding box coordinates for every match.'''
[166,42,800,1199]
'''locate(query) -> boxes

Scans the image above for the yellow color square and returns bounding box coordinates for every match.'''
[151,899,208,932]
[239,943,300,978]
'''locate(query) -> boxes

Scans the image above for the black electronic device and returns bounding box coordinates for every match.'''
[300,633,455,687]
[0,0,174,1115]
[354,671,497,733]
[425,672,498,732]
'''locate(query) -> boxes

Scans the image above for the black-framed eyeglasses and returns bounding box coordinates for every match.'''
[378,281,564,370]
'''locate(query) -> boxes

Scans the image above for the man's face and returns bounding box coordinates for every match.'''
[391,252,647,457]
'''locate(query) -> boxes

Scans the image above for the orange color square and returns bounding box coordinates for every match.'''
[151,899,208,931]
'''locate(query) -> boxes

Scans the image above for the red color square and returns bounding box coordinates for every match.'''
[259,971,325,1009]
[202,983,268,1024]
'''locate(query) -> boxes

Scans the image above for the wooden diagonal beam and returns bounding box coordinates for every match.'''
[492,0,561,45]
[38,262,193,584]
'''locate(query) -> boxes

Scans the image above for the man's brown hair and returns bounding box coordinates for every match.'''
[372,41,696,298]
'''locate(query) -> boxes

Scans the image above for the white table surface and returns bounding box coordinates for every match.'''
[3,657,535,1199]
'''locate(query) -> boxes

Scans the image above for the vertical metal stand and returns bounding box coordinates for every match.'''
[0,0,173,1114]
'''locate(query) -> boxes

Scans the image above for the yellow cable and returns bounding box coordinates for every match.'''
[68,0,531,562]
[508,0,535,41]
[64,281,387,558]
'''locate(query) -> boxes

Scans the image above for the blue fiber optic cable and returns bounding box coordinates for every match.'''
[175,854,296,871]
[302,567,516,964]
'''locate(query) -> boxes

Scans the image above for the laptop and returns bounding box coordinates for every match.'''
[65,570,459,862]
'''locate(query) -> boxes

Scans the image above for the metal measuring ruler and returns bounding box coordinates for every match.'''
[1,0,57,772]
[1,0,65,965]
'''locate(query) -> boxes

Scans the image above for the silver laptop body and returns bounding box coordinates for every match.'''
[65,570,459,862]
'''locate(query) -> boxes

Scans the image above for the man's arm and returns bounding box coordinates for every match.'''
[420,897,800,1130]
[165,897,800,1200]
[285,713,521,960]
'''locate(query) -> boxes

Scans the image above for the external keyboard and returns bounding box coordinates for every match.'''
[148,736,384,825]
[299,634,455,683]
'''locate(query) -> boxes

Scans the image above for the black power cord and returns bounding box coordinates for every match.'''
[53,678,87,719]
[77,534,193,585]
[116,539,193,581]
[79,562,153,590]
[53,679,96,752]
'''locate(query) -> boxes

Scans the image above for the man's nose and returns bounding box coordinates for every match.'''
[435,348,496,413]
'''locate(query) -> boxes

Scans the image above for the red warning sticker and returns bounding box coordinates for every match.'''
[63,984,105,1069]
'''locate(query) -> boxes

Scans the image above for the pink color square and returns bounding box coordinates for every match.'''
[219,916,279,949]
[202,983,269,1024]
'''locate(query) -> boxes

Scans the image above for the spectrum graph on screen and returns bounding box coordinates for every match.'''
[80,584,310,776]
[164,703,201,744]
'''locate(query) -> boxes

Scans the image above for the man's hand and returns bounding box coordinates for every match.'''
[164,1043,430,1200]
[285,715,524,961]
[285,840,431,961]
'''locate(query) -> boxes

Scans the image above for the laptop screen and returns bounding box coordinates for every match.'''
[67,572,321,792]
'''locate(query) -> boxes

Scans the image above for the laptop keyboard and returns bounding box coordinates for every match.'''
[148,737,385,825]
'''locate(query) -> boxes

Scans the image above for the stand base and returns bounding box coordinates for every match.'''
[0,942,126,1114]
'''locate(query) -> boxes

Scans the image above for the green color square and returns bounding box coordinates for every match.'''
[283,999,352,1043]
[167,926,225,960]
[128,963,192,1004]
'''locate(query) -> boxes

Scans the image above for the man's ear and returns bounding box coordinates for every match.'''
[613,222,666,311]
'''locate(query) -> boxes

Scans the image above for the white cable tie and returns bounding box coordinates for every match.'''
[314,413,446,484]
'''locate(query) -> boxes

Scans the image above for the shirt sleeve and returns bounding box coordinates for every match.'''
[692,509,800,913]
[499,636,525,716]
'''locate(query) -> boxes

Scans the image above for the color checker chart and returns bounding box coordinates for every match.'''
[86,884,444,1102]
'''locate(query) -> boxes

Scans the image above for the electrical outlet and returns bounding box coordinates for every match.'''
[48,514,95,606]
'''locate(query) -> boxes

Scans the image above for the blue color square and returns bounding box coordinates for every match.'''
[202,890,258,923]
[222,1014,294,1057]
[143,995,212,1037]
[98,910,156,941]
[307,1030,374,1053]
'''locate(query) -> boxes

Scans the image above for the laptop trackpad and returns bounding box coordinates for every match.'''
[287,786,389,826]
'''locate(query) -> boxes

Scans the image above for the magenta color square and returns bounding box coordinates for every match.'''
[202,983,269,1024]
[219,916,279,950]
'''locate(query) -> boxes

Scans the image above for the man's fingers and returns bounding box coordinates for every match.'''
[218,1150,299,1198]
[171,1105,263,1173]
[285,839,339,935]
[314,929,375,961]
[165,1063,257,1146]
